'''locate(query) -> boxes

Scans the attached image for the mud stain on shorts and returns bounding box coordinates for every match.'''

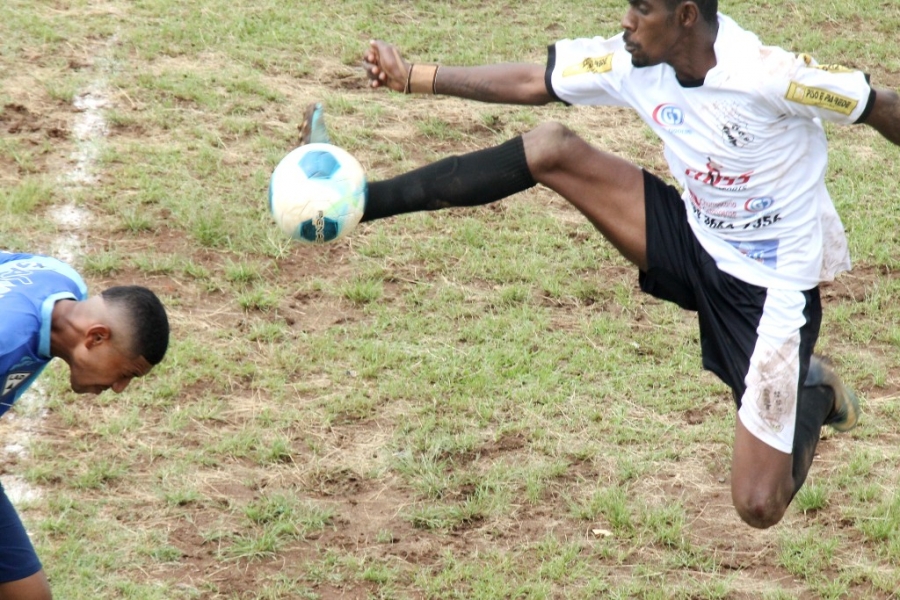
[747,338,801,434]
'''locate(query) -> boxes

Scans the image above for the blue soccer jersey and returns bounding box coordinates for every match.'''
[0,252,87,417]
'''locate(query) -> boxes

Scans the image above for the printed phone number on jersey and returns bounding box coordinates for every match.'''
[690,204,782,231]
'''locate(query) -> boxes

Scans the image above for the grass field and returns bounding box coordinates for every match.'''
[1,0,899,598]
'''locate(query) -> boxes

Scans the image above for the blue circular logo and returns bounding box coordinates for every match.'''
[653,104,685,127]
[745,197,774,212]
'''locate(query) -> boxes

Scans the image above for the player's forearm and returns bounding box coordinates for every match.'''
[864,88,900,146]
[433,64,553,106]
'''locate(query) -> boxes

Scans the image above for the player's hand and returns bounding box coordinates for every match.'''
[363,40,411,93]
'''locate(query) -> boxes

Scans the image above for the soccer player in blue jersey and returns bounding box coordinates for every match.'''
[0,251,169,600]
[299,0,900,530]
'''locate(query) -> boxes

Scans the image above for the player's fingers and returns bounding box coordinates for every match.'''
[363,62,379,80]
[365,40,409,93]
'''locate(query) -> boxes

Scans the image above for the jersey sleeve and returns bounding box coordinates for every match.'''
[764,51,875,125]
[546,35,631,107]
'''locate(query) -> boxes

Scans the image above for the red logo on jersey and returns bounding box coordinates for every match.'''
[685,158,753,188]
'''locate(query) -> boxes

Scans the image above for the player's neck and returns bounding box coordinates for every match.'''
[49,298,78,360]
[668,25,718,85]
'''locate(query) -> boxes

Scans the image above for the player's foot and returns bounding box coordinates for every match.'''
[806,355,860,432]
[298,102,331,145]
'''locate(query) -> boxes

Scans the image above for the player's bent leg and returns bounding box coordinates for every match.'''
[521,123,647,269]
[0,570,52,600]
[731,375,836,528]
[731,417,794,528]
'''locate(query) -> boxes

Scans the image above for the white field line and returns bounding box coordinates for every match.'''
[2,52,112,505]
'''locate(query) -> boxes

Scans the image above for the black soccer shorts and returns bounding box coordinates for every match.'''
[637,170,821,452]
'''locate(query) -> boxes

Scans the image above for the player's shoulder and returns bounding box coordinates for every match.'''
[719,14,864,82]
[551,31,626,73]
[0,253,88,302]
[0,251,34,267]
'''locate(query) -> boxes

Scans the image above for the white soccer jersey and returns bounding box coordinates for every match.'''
[547,14,875,290]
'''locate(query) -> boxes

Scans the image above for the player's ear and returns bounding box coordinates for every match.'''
[84,324,112,349]
[678,1,700,28]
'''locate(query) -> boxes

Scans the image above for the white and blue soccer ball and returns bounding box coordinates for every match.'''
[268,143,367,243]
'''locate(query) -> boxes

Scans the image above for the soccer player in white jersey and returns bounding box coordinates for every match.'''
[313,0,900,529]
[0,251,169,599]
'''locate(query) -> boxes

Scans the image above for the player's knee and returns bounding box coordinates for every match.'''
[732,489,787,529]
[524,122,579,174]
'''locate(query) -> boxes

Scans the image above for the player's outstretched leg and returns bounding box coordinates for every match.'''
[298,102,331,145]
[362,136,536,221]
[363,123,646,266]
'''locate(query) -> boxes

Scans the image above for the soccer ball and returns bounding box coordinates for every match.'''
[268,143,367,243]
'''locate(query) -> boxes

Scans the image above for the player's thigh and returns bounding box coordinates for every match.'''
[0,571,51,600]
[521,123,646,268]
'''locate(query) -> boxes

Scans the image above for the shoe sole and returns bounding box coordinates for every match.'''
[829,386,860,432]
[297,102,319,145]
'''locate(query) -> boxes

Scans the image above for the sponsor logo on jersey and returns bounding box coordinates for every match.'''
[812,64,854,74]
[688,190,738,218]
[721,120,754,148]
[652,103,685,127]
[562,54,614,77]
[2,372,31,396]
[728,239,779,269]
[708,100,755,148]
[0,259,48,300]
[685,159,753,191]
[798,54,854,73]
[785,82,858,115]
[688,194,782,231]
[745,197,774,212]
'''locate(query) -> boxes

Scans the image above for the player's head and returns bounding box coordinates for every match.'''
[621,0,719,68]
[66,285,170,395]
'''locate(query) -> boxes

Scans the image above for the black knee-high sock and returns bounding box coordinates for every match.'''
[791,384,834,497]
[361,136,536,222]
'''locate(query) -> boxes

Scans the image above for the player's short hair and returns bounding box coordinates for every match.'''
[665,0,718,27]
[101,285,170,365]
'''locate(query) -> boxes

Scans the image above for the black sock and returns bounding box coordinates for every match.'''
[361,136,536,222]
[791,384,834,497]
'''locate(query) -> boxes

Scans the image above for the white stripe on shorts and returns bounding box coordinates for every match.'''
[736,288,807,454]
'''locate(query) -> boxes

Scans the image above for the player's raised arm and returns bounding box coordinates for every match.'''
[863,87,900,146]
[363,40,553,106]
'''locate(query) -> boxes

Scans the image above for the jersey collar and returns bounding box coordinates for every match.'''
[39,292,77,358]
